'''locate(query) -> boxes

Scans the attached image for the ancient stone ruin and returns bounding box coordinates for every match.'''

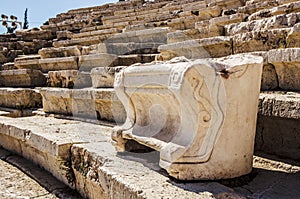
[0,0,299,198]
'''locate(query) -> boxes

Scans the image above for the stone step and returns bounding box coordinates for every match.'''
[78,53,118,71]
[0,115,299,199]
[0,88,42,109]
[14,55,41,71]
[246,1,300,21]
[15,29,56,42]
[240,48,300,91]
[72,28,122,39]
[91,66,123,88]
[194,13,248,39]
[233,25,300,54]
[100,42,164,55]
[0,69,46,87]
[47,70,92,88]
[122,0,227,32]
[53,35,108,48]
[0,115,114,189]
[40,87,126,123]
[39,57,78,73]
[104,28,169,44]
[239,0,300,16]
[267,48,300,90]
[162,26,299,59]
[256,91,300,160]
[1,62,16,70]
[118,54,157,66]
[158,36,233,60]
[38,46,82,59]
[225,12,300,36]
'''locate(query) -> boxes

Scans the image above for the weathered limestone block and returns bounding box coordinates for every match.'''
[38,46,82,59]
[239,0,280,15]
[97,42,163,55]
[233,28,290,54]
[1,62,16,70]
[287,23,300,48]
[40,88,126,122]
[113,55,263,180]
[118,54,142,66]
[158,36,232,60]
[0,88,42,109]
[47,70,92,88]
[72,28,121,39]
[256,91,300,160]
[167,29,202,44]
[39,57,78,73]
[259,91,300,119]
[247,1,300,21]
[0,69,46,87]
[15,29,56,41]
[14,55,41,70]
[225,13,300,36]
[0,116,112,188]
[78,54,118,71]
[195,13,247,38]
[267,48,300,90]
[53,36,105,48]
[56,30,73,40]
[91,66,123,88]
[105,27,169,43]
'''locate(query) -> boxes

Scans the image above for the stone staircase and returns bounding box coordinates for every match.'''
[0,0,299,198]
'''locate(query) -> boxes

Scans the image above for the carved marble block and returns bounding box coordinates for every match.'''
[112,54,263,180]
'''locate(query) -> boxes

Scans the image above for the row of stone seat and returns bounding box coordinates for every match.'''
[0,30,54,64]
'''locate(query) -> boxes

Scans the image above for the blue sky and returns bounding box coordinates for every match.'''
[0,0,117,33]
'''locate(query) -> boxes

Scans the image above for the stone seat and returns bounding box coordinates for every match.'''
[245,1,300,21]
[118,54,157,66]
[225,12,300,36]
[38,46,82,59]
[47,70,92,88]
[194,13,248,39]
[158,36,233,60]
[72,28,122,39]
[100,42,164,55]
[112,54,263,180]
[39,57,78,72]
[78,53,118,71]
[79,24,119,33]
[14,55,41,70]
[1,62,16,70]
[0,88,42,109]
[160,25,299,61]
[15,29,56,42]
[266,48,300,91]
[256,91,300,160]
[40,87,126,123]
[0,69,46,87]
[104,28,169,44]
[53,35,108,48]
[91,66,124,88]
[239,0,300,16]
[233,25,300,54]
